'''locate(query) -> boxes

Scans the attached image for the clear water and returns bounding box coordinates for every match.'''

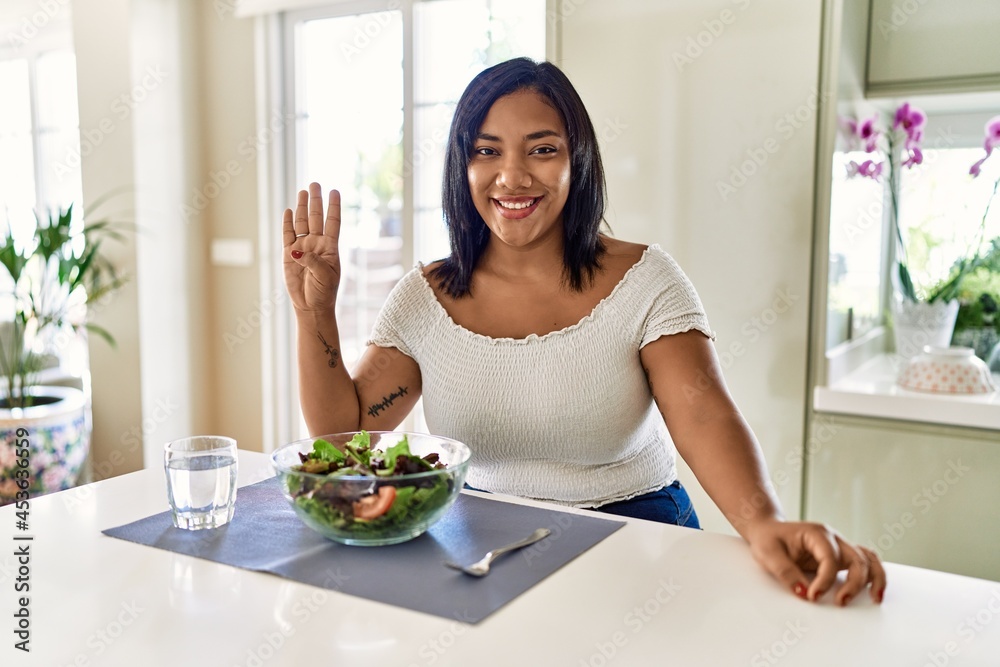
[166,455,238,529]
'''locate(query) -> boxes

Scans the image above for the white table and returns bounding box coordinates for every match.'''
[2,450,999,666]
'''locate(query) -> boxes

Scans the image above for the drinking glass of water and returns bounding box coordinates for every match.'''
[164,436,239,530]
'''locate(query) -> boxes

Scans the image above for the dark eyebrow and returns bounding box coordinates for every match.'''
[524,130,560,141]
[475,130,561,142]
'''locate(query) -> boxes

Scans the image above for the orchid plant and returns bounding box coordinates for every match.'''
[842,103,927,302]
[841,104,1000,305]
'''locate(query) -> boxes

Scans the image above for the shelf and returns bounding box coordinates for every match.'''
[814,354,1000,430]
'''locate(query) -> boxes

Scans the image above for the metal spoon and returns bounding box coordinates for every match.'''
[444,528,552,577]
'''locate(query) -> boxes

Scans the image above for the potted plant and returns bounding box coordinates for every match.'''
[0,203,127,504]
[947,117,1000,360]
[949,238,1000,360]
[841,106,999,358]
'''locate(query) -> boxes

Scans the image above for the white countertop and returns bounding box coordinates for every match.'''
[3,450,1000,666]
[815,353,1000,430]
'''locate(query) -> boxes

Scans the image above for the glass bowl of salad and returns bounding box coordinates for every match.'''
[271,431,471,546]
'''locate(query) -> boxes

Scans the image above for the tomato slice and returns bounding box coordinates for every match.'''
[353,486,397,520]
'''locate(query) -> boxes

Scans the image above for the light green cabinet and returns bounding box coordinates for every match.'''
[805,414,1000,581]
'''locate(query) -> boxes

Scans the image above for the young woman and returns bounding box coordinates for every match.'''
[282,58,885,606]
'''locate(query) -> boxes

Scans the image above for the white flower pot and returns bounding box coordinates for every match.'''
[0,385,90,505]
[891,298,959,359]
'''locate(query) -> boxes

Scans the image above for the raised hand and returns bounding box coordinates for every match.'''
[282,182,342,313]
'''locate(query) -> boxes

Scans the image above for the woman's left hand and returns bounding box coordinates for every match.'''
[743,519,886,606]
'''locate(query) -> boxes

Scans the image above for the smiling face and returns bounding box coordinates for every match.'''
[466,88,571,250]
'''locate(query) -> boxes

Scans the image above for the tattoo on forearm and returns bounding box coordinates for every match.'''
[367,386,409,418]
[317,332,339,368]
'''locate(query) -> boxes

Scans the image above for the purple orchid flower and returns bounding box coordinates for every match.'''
[905,129,923,149]
[985,115,1000,151]
[893,102,927,141]
[858,115,879,153]
[970,152,990,177]
[843,104,924,180]
[901,147,923,168]
[846,158,883,180]
[970,115,1000,177]
[838,115,858,142]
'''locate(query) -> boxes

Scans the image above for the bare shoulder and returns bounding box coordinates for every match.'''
[421,259,445,276]
[601,237,649,272]
[420,260,446,294]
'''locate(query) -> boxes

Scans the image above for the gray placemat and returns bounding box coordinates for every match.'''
[102,476,625,623]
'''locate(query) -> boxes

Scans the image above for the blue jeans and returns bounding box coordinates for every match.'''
[463,480,701,529]
[591,481,701,529]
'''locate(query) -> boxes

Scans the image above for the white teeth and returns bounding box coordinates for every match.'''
[496,198,537,210]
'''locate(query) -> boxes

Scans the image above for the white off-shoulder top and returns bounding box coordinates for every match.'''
[367,244,715,508]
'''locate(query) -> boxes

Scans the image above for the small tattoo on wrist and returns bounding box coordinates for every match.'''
[317,332,339,368]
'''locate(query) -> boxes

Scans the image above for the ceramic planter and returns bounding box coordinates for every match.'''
[0,385,90,505]
[891,298,959,359]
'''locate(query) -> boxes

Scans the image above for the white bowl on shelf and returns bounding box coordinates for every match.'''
[897,346,998,395]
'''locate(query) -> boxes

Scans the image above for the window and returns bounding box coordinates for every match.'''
[412,0,547,263]
[290,9,406,365]
[0,21,83,376]
[826,148,886,348]
[0,33,82,253]
[282,0,547,437]
[897,147,1000,294]
[825,105,1000,351]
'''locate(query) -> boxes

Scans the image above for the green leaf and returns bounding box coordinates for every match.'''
[0,242,26,285]
[311,438,346,464]
[84,323,117,347]
[344,431,372,466]
[347,431,371,449]
[897,262,917,302]
[375,435,411,476]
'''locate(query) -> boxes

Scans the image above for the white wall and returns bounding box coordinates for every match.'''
[71,0,146,476]
[193,2,266,453]
[131,0,211,461]
[561,0,822,532]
